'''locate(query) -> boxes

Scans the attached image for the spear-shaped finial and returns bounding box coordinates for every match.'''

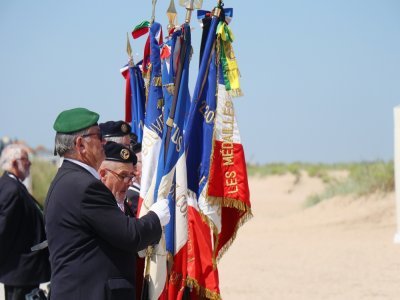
[151,0,157,24]
[179,0,203,24]
[126,32,134,66]
[166,0,178,31]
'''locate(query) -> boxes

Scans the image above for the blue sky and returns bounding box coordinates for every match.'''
[0,0,399,164]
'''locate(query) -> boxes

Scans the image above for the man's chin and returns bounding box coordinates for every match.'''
[116,194,127,202]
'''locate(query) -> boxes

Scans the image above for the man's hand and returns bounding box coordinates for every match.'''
[149,198,170,226]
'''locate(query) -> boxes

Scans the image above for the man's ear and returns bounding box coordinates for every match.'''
[98,168,106,182]
[75,136,85,154]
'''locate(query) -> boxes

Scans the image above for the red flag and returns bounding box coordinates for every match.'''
[120,65,132,122]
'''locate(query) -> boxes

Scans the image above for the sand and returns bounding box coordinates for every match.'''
[1,174,399,300]
[218,174,400,299]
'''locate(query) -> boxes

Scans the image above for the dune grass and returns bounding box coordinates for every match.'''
[304,161,394,207]
[248,161,395,207]
[30,159,58,207]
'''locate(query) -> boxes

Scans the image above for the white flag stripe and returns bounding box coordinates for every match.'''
[175,153,188,252]
[140,126,162,200]
[148,235,167,300]
[214,84,241,143]
[198,182,222,233]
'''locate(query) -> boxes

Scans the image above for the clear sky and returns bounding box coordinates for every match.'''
[0,0,399,164]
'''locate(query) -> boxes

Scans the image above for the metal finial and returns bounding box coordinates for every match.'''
[166,0,178,30]
[126,33,134,66]
[151,0,157,24]
[179,0,203,23]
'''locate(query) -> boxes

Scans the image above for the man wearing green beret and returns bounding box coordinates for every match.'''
[45,108,170,300]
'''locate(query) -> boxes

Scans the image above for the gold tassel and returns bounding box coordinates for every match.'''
[163,83,175,96]
[157,98,164,109]
[152,75,162,87]
[229,88,244,98]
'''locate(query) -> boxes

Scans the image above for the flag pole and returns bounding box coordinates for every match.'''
[164,0,196,160]
[151,0,157,24]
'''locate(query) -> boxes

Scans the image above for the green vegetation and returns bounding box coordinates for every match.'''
[247,161,395,207]
[31,159,58,207]
[305,161,394,207]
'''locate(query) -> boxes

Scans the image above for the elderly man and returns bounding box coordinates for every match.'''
[45,107,170,300]
[99,142,137,215]
[100,121,143,216]
[0,144,50,300]
[99,120,132,147]
[126,141,142,217]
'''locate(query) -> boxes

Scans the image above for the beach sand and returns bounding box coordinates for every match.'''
[219,174,400,299]
[1,174,399,299]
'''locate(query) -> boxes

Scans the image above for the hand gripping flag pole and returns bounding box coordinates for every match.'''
[148,1,197,299]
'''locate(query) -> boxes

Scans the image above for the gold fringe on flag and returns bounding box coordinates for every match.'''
[219,209,252,262]
[186,277,222,300]
[163,83,175,96]
[144,64,152,102]
[206,195,253,262]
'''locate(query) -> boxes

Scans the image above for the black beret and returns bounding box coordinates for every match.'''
[104,142,137,164]
[99,121,131,137]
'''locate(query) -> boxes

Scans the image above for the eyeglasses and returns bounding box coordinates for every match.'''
[81,132,103,141]
[105,168,135,184]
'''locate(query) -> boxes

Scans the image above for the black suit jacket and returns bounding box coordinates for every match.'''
[44,160,161,300]
[0,172,51,285]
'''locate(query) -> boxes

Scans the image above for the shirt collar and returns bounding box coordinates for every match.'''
[5,171,23,182]
[64,158,100,180]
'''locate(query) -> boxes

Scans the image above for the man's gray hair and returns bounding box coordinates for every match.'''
[0,144,28,171]
[54,128,90,157]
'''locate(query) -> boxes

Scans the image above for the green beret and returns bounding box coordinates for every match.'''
[53,108,99,133]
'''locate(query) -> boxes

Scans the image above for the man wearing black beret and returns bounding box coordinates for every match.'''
[99,120,132,148]
[45,108,170,300]
[99,142,137,215]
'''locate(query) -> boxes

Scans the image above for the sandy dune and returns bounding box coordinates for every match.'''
[219,175,400,300]
[1,174,398,300]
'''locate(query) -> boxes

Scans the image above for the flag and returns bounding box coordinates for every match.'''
[208,19,251,260]
[184,6,252,299]
[121,61,146,142]
[184,11,221,299]
[137,22,166,300]
[138,21,164,215]
[120,64,133,123]
[153,23,191,299]
[129,62,146,142]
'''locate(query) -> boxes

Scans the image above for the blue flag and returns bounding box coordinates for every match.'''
[129,62,145,142]
[154,23,191,254]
